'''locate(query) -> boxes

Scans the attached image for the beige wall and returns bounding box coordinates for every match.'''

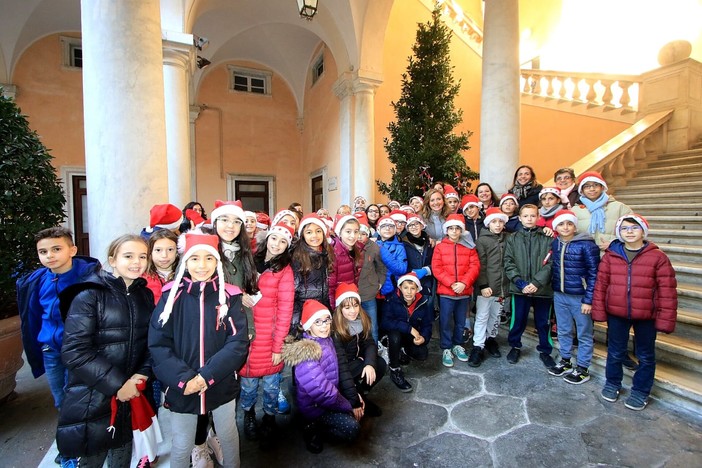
[13,33,85,169]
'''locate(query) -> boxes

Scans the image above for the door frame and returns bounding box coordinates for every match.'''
[310,167,327,212]
[226,174,275,215]
[60,166,86,237]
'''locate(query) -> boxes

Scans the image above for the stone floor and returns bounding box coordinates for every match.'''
[2,324,701,467]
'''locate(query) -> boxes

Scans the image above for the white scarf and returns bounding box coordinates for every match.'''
[559,184,575,207]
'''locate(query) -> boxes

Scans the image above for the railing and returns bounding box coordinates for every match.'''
[543,110,673,189]
[520,69,642,112]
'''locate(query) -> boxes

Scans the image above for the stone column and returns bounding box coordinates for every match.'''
[352,76,381,203]
[163,32,195,208]
[81,0,168,258]
[479,0,520,194]
[333,74,354,207]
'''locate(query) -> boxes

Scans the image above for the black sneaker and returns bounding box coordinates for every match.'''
[548,359,572,376]
[485,337,501,358]
[468,346,484,367]
[506,347,521,364]
[390,367,413,392]
[564,366,590,385]
[539,353,556,369]
[399,347,410,365]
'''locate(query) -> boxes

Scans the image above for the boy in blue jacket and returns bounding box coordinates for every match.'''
[546,211,600,384]
[16,227,100,468]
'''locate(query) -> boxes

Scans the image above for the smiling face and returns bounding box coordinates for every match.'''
[109,240,148,286]
[555,220,576,240]
[400,280,418,304]
[151,238,177,270]
[379,205,391,217]
[515,166,533,185]
[466,204,480,220]
[581,182,605,201]
[266,233,289,258]
[244,216,257,236]
[429,192,444,212]
[477,185,493,205]
[555,172,574,190]
[302,224,325,249]
[308,313,332,338]
[339,220,360,249]
[409,198,423,213]
[407,220,423,237]
[340,298,361,321]
[186,249,218,282]
[215,215,242,242]
[366,205,380,221]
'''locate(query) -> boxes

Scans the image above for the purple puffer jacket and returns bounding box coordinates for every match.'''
[282,333,353,420]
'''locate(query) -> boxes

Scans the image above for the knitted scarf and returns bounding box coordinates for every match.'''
[405,231,426,247]
[559,184,576,207]
[221,240,240,262]
[511,181,533,200]
[580,193,609,234]
[348,318,364,337]
[539,204,563,219]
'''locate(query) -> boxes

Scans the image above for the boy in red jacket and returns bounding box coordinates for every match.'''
[592,214,678,411]
[431,214,481,368]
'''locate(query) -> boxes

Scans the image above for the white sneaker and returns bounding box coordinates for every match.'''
[191,443,214,468]
[377,340,389,364]
[206,428,224,465]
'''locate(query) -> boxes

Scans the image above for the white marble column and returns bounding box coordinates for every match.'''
[479,0,520,194]
[81,0,168,258]
[352,77,380,203]
[333,74,354,206]
[163,32,195,208]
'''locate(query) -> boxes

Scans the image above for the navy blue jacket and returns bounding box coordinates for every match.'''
[402,232,434,295]
[16,256,100,378]
[381,290,432,343]
[550,233,600,304]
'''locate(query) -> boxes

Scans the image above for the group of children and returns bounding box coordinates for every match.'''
[16,166,679,466]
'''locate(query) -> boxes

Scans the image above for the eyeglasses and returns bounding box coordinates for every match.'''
[367,209,379,213]
[313,317,332,327]
[619,225,642,233]
[581,183,601,190]
[218,217,242,226]
[555,175,573,182]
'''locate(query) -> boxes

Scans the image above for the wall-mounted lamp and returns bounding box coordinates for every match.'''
[194,35,209,51]
[197,56,211,69]
[296,0,318,20]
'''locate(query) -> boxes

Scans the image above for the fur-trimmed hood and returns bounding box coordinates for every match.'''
[281,336,322,366]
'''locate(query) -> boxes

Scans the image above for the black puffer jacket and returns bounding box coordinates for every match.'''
[291,247,331,332]
[56,272,153,458]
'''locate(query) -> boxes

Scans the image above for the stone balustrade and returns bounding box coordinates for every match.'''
[520,69,641,112]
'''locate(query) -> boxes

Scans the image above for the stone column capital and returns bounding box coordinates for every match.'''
[162,30,196,73]
[333,72,355,99]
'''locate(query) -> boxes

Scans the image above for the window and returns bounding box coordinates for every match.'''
[312,53,324,85]
[60,36,83,69]
[228,65,272,95]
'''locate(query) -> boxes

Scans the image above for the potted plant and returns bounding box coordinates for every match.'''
[0,90,66,402]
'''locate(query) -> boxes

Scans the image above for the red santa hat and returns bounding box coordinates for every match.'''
[333,214,359,237]
[409,195,424,206]
[406,213,426,228]
[158,232,228,326]
[577,171,608,195]
[298,213,328,237]
[376,215,396,230]
[552,210,578,229]
[210,200,246,225]
[272,209,297,226]
[499,193,518,208]
[335,282,361,307]
[483,207,509,227]
[256,212,271,230]
[615,214,649,242]
[442,214,466,234]
[390,210,407,223]
[184,208,205,227]
[147,204,183,233]
[443,184,459,200]
[539,186,561,199]
[266,222,295,247]
[301,299,332,331]
[397,272,422,291]
[461,194,482,213]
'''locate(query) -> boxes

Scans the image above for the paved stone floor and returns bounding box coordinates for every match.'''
[2,324,701,467]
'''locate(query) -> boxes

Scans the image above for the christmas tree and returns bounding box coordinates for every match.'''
[378,4,478,201]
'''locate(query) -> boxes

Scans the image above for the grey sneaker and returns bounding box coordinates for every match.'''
[625,391,649,411]
[601,384,620,402]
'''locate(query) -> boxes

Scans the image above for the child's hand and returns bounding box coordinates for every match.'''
[130,373,148,384]
[184,375,207,395]
[522,283,538,294]
[451,282,466,294]
[481,287,493,297]
[413,335,425,346]
[581,304,592,315]
[117,379,140,402]
[543,227,555,237]
[361,365,376,386]
[353,395,365,421]
[271,353,282,366]
[242,294,255,308]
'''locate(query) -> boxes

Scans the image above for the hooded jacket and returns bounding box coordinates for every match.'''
[377,235,408,295]
[591,240,678,333]
[402,231,435,295]
[328,238,363,307]
[475,230,510,298]
[148,277,248,415]
[504,227,553,297]
[16,256,101,378]
[550,233,600,303]
[56,271,153,458]
[431,233,480,297]
[381,290,433,342]
[357,240,387,302]
[292,245,331,330]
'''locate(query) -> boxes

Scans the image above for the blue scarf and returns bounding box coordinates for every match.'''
[580,193,609,234]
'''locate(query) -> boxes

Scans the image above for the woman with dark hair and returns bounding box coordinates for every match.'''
[553,167,578,209]
[365,204,381,232]
[183,201,207,220]
[508,165,543,207]
[475,182,500,211]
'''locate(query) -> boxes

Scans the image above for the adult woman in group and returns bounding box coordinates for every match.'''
[420,188,451,244]
[553,167,579,208]
[475,183,500,212]
[508,165,543,207]
[365,204,381,232]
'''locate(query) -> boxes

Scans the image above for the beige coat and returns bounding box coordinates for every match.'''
[571,195,632,251]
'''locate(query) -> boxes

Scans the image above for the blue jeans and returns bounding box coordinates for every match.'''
[361,299,379,342]
[439,296,470,350]
[42,346,67,408]
[508,295,553,354]
[606,315,657,397]
[554,292,594,368]
[240,373,281,416]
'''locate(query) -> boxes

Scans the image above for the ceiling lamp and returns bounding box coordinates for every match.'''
[297,0,318,20]
[197,56,211,69]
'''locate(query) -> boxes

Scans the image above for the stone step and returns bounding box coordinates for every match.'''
[657,244,702,264]
[615,181,702,194]
[677,284,702,310]
[649,232,702,247]
[673,263,702,286]
[615,193,702,204]
[627,171,702,185]
[648,153,702,167]
[655,148,702,159]
[636,162,702,176]
[674,309,702,342]
[626,204,702,216]
[635,216,702,230]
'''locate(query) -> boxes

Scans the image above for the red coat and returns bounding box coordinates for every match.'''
[431,236,481,297]
[591,241,678,333]
[240,265,295,378]
[143,272,167,305]
[328,238,363,307]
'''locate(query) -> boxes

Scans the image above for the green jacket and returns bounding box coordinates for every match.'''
[503,227,553,297]
[476,230,510,298]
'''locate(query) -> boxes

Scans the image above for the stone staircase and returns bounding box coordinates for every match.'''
[598,148,702,414]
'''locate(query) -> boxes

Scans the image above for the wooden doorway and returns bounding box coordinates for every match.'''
[234,180,270,213]
[311,175,323,213]
[71,175,89,256]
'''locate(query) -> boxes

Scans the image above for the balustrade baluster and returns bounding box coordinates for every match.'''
[545,75,554,98]
[601,80,614,106]
[618,81,632,109]
[585,79,597,104]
